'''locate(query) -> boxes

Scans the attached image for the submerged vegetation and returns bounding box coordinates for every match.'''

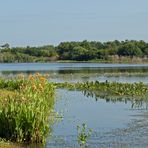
[0,40,148,63]
[0,74,55,144]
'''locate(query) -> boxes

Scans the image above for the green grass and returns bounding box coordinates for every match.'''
[55,81,148,101]
[0,74,55,144]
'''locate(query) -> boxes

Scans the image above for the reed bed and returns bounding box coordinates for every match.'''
[0,73,55,143]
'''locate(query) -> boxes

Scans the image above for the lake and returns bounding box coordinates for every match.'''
[0,63,148,83]
[0,63,148,148]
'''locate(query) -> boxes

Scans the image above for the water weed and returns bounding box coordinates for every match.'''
[55,81,148,100]
[77,123,92,148]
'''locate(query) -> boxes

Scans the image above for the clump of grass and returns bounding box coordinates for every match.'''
[0,73,55,143]
[0,78,23,90]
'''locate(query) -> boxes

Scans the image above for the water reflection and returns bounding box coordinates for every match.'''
[0,63,148,147]
[0,64,148,83]
[82,90,148,109]
[1,66,148,75]
[47,89,148,148]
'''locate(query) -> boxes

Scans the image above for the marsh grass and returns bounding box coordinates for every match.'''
[0,73,55,143]
[0,78,23,90]
[55,81,148,106]
[58,81,148,109]
[0,76,147,144]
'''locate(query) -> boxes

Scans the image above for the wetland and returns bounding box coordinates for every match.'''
[0,63,148,148]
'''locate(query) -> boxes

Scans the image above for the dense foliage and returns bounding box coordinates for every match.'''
[0,40,148,62]
[0,74,55,143]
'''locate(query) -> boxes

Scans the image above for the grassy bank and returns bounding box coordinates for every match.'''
[0,74,55,144]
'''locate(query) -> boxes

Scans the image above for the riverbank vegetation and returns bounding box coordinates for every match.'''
[55,81,148,108]
[0,74,55,144]
[0,40,148,63]
[0,76,148,145]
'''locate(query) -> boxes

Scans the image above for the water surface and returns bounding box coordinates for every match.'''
[0,63,148,83]
[0,63,148,147]
[47,89,148,148]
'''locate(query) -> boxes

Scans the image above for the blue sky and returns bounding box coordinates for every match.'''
[0,0,148,46]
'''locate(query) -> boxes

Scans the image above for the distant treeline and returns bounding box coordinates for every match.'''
[0,40,148,63]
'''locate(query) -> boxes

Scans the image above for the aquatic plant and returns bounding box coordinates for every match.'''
[55,81,148,100]
[55,81,148,109]
[0,73,55,143]
[0,76,147,144]
[0,78,23,90]
[77,123,92,147]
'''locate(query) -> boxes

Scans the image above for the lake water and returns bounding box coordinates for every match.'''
[0,63,148,148]
[0,63,148,83]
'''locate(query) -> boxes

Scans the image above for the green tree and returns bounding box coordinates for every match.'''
[117,43,143,57]
[71,46,88,60]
